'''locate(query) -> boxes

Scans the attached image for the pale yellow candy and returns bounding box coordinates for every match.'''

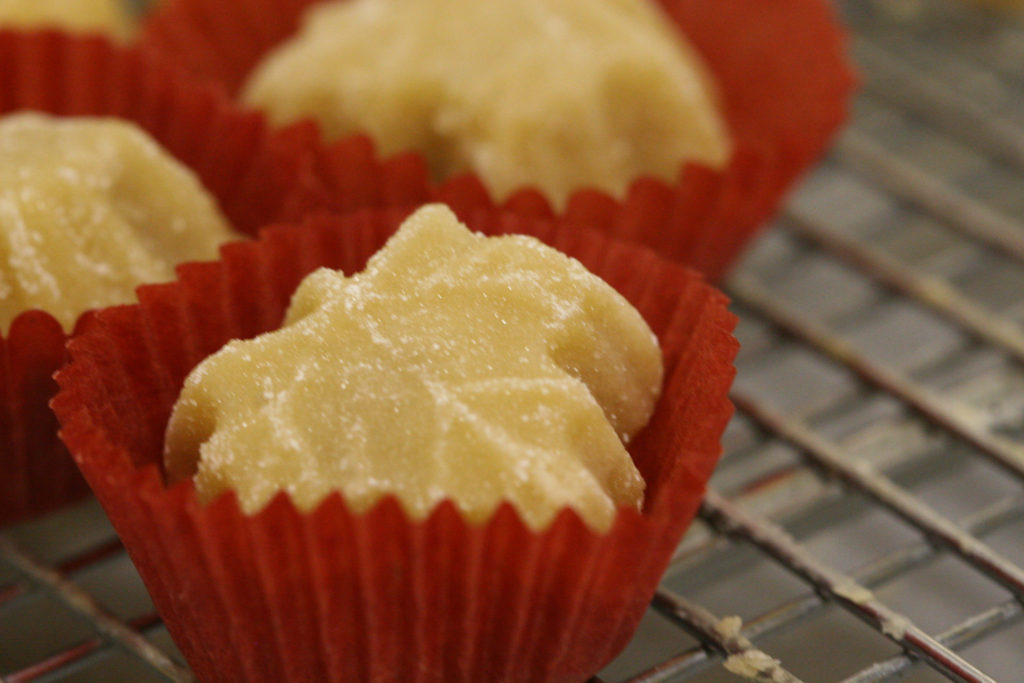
[0,113,237,332]
[0,0,135,40]
[243,0,729,206]
[165,204,662,531]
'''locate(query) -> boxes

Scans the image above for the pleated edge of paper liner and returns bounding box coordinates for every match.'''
[53,207,739,681]
[136,0,857,280]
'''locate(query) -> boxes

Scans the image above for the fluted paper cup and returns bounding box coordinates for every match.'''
[55,208,738,682]
[139,0,856,280]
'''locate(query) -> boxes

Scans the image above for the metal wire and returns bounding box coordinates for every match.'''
[0,534,191,682]
[782,207,1024,363]
[834,130,1024,262]
[730,390,1024,600]
[630,493,1024,682]
[646,589,802,683]
[854,38,1024,175]
[728,273,1024,483]
[700,490,995,683]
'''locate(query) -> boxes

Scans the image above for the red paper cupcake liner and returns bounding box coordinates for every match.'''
[0,30,425,524]
[1,314,88,522]
[54,208,738,682]
[138,0,856,280]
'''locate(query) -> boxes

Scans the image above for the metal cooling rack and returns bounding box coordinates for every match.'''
[4,0,1024,680]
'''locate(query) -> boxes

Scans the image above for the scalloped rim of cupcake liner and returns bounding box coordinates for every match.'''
[0,30,424,524]
[54,208,738,682]
[138,0,856,280]
[426,142,782,282]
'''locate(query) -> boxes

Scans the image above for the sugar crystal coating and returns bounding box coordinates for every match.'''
[165,204,663,531]
[0,113,238,331]
[243,0,729,205]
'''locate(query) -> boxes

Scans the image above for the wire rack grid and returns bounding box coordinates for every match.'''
[5,0,1024,681]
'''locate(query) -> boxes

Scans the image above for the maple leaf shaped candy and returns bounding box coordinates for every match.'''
[0,113,236,332]
[164,204,663,531]
[242,0,729,205]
